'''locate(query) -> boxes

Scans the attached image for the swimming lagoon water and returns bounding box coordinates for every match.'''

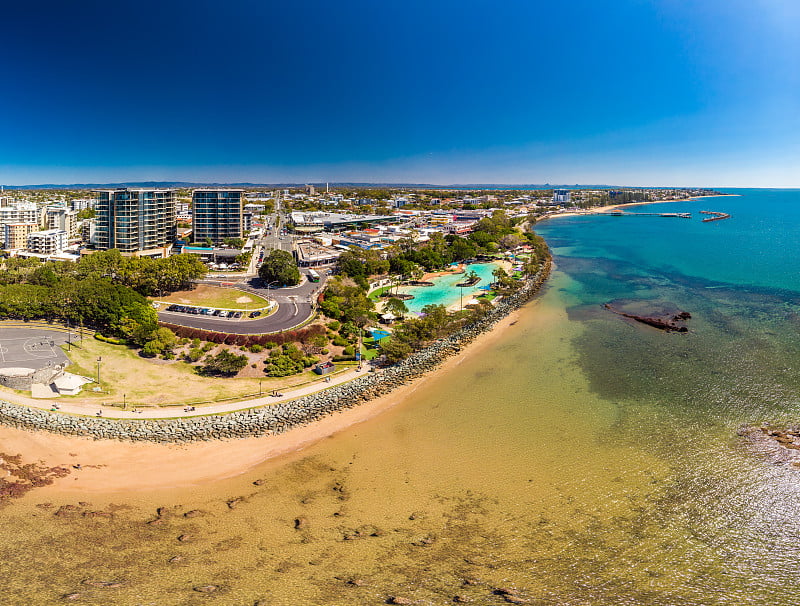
[3,189,800,604]
[395,262,499,313]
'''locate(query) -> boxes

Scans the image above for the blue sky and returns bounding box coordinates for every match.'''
[1,0,798,186]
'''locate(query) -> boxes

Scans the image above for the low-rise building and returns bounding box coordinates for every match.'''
[27,229,68,255]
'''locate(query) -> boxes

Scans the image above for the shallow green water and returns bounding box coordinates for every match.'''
[2,190,800,604]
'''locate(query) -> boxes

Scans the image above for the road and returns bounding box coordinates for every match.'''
[158,274,326,335]
[158,201,326,335]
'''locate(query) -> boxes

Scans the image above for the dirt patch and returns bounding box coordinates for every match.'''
[236,296,254,304]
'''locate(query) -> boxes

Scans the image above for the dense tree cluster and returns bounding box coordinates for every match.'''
[318,277,375,325]
[0,277,158,344]
[0,250,207,346]
[0,250,207,297]
[258,249,301,286]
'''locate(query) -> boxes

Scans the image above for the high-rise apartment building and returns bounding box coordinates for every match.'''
[95,188,176,256]
[46,206,79,237]
[0,202,40,227]
[191,189,243,244]
[3,223,39,249]
[553,189,571,205]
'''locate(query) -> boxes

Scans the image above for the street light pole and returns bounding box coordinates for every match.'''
[96,356,102,384]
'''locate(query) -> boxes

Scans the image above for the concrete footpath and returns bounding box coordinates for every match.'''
[0,366,368,420]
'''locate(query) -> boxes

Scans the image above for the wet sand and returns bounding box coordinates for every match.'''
[0,302,529,495]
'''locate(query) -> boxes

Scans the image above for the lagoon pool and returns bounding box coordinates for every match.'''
[395,262,499,313]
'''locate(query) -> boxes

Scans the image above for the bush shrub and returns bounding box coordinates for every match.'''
[94,333,124,345]
[186,348,204,362]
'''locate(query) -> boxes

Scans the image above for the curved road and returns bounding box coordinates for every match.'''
[157,273,326,335]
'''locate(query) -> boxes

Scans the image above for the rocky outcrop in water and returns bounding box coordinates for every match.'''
[0,260,551,443]
[604,304,691,333]
[738,425,800,468]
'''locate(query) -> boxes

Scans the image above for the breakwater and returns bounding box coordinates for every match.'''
[0,259,551,443]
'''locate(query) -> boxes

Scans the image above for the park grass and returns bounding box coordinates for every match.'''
[368,285,394,301]
[153,285,269,310]
[61,337,327,407]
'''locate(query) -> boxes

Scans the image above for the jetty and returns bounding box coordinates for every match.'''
[608,211,692,218]
[700,210,730,222]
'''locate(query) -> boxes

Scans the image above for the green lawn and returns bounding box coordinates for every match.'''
[153,285,269,309]
[368,285,393,301]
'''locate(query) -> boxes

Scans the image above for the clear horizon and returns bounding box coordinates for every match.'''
[2,0,798,187]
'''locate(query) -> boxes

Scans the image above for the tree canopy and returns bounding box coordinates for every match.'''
[258,249,301,286]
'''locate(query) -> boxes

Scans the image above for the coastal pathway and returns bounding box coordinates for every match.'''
[0,365,367,420]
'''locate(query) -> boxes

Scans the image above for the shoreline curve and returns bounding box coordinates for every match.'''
[0,258,552,444]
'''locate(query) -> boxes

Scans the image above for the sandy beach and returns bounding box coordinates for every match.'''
[0,300,530,495]
[537,194,739,222]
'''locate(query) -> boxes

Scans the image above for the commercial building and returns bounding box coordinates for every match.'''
[95,188,177,257]
[27,229,67,255]
[3,223,39,250]
[289,211,396,233]
[191,189,243,244]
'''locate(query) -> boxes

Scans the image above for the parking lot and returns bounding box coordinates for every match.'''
[162,305,262,320]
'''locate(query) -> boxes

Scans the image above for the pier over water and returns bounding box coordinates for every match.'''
[608,211,692,218]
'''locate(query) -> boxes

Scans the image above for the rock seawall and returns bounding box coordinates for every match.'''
[0,259,551,443]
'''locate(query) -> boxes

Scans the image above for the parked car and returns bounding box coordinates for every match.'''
[233,312,242,319]
[249,311,261,318]
[218,311,228,317]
